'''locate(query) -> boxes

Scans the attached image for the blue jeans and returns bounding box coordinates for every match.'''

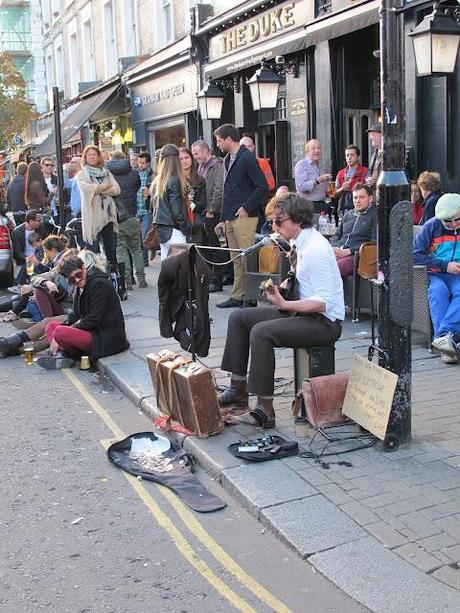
[428,272,460,337]
[138,212,152,265]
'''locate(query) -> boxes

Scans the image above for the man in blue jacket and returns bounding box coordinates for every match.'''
[214,124,268,308]
[414,193,460,363]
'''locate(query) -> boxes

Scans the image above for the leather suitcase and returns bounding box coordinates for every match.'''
[146,351,192,418]
[172,362,224,438]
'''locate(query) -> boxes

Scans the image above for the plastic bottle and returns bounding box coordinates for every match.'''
[318,211,328,229]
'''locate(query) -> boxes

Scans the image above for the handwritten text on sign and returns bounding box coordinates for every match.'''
[342,355,398,440]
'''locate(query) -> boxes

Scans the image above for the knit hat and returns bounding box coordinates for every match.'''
[435,193,460,220]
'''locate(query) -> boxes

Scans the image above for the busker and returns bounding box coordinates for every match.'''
[219,193,344,428]
[36,253,130,369]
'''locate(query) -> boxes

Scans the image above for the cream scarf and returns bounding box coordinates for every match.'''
[77,167,120,243]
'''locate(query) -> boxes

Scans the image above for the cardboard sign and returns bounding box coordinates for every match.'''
[342,355,398,440]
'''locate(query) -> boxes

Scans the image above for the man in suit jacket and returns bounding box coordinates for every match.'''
[213,124,268,308]
[366,123,383,196]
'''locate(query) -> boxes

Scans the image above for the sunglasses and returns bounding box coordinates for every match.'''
[67,270,83,285]
[443,216,460,223]
[272,216,291,226]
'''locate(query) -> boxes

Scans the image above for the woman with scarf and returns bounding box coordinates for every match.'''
[151,144,190,260]
[179,147,207,245]
[76,145,120,273]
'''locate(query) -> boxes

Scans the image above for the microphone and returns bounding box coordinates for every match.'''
[240,234,280,256]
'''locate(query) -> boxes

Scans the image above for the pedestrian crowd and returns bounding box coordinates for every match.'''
[1,121,459,392]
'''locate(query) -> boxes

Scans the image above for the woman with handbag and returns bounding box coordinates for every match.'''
[179,147,207,245]
[25,161,53,212]
[151,144,190,260]
[76,145,120,273]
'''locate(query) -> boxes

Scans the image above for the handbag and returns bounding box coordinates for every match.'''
[144,224,160,251]
[294,372,350,428]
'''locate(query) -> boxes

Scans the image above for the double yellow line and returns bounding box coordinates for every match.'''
[64,369,290,613]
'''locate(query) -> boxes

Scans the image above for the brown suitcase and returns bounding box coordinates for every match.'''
[146,351,192,418]
[172,362,224,438]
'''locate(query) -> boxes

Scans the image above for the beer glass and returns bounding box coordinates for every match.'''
[327,181,336,198]
[23,341,34,365]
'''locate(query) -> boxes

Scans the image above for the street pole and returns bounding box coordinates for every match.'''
[52,86,65,230]
[377,0,413,448]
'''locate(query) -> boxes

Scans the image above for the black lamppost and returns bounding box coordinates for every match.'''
[378,0,460,449]
[52,87,65,230]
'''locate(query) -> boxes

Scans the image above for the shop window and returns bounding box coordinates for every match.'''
[103,1,118,77]
[155,0,174,47]
[82,18,96,81]
[276,97,287,121]
[315,0,332,18]
[124,0,138,56]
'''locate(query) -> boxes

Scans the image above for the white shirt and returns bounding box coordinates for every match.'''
[292,227,345,321]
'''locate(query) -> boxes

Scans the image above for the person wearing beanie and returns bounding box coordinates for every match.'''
[414,193,460,363]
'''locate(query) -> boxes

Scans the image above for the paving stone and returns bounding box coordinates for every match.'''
[260,495,365,558]
[417,532,459,553]
[316,483,355,506]
[433,476,460,491]
[433,566,460,591]
[398,511,442,539]
[340,501,380,526]
[435,516,460,540]
[221,462,317,512]
[183,429,250,474]
[296,467,332,487]
[441,544,460,564]
[442,457,460,468]
[311,536,460,612]
[394,543,443,573]
[422,501,460,521]
[280,454,310,471]
[385,496,434,517]
[360,492,400,509]
[432,550,456,566]
[410,483,453,505]
[365,522,409,549]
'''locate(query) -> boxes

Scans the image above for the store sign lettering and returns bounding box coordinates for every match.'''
[134,83,185,108]
[220,3,296,55]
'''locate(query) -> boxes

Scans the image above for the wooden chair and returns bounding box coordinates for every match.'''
[350,241,377,322]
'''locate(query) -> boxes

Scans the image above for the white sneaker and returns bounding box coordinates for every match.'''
[441,352,458,364]
[432,332,457,357]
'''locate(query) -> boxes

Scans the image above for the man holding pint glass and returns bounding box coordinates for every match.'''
[294,139,332,223]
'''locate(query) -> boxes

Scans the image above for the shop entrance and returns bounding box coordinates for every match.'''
[343,109,374,168]
[255,120,291,188]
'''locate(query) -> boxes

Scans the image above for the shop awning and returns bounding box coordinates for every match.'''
[61,83,120,144]
[304,0,379,46]
[32,84,120,157]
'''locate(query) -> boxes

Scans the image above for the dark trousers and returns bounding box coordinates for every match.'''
[202,216,227,283]
[85,222,118,273]
[221,306,342,396]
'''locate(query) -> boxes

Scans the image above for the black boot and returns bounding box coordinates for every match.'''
[0,331,29,358]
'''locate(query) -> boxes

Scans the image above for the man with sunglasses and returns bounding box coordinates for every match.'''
[219,193,344,428]
[414,193,460,363]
